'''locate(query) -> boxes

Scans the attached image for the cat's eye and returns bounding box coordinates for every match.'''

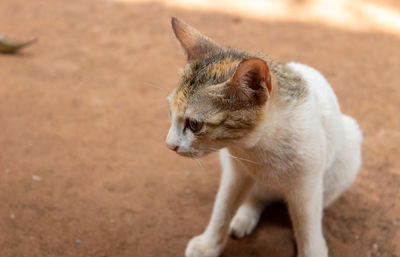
[186,119,203,133]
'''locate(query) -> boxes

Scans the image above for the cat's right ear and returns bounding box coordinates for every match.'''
[171,17,221,61]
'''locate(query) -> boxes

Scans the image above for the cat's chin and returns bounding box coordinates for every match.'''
[177,150,210,159]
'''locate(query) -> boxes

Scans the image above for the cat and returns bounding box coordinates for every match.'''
[166,17,362,257]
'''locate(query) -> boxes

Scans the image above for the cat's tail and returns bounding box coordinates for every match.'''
[342,114,363,150]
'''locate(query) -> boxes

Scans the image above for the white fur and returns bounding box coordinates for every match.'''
[166,113,198,156]
[169,63,363,257]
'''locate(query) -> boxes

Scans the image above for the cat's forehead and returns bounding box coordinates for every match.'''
[169,87,208,118]
[181,50,244,88]
[169,87,188,115]
[170,50,245,114]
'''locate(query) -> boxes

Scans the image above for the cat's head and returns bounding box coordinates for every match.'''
[166,17,272,158]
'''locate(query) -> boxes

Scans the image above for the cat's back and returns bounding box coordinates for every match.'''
[286,62,345,166]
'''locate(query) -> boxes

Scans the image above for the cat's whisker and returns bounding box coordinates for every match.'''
[141,82,170,94]
[194,157,206,170]
[206,147,219,152]
[189,152,206,170]
[225,153,263,166]
[205,147,263,165]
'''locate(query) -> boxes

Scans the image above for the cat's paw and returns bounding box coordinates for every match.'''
[229,205,261,239]
[185,234,224,257]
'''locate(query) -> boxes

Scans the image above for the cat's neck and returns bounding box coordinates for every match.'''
[269,61,308,105]
[229,64,308,152]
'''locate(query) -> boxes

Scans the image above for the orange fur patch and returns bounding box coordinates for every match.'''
[171,89,188,114]
[207,56,240,79]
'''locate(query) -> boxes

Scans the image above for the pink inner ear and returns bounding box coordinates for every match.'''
[229,58,271,105]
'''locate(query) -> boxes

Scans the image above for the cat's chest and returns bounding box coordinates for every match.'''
[230,146,304,188]
[249,155,302,188]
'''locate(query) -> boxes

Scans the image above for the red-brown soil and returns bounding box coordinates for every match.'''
[0,1,399,257]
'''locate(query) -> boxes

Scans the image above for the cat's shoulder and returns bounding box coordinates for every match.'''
[268,61,309,102]
[286,62,330,90]
[285,62,339,116]
[286,62,335,98]
[271,61,335,104]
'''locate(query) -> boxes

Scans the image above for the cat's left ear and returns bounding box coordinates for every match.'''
[171,17,221,60]
[228,58,272,105]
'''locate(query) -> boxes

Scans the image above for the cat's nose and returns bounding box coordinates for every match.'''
[166,142,179,152]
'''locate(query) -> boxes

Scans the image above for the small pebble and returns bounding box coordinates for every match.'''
[372,243,378,251]
[5,168,10,174]
[10,214,15,219]
[354,235,359,240]
[109,218,115,223]
[185,188,191,194]
[75,239,82,244]
[186,172,191,177]
[32,175,41,181]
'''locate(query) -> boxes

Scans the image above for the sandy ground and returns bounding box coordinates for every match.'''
[0,0,399,256]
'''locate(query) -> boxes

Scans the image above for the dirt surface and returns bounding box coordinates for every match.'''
[0,0,399,256]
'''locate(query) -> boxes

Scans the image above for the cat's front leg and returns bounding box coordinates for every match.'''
[286,173,328,257]
[185,149,253,257]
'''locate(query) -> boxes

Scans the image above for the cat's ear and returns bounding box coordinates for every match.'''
[228,58,272,105]
[171,17,221,60]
